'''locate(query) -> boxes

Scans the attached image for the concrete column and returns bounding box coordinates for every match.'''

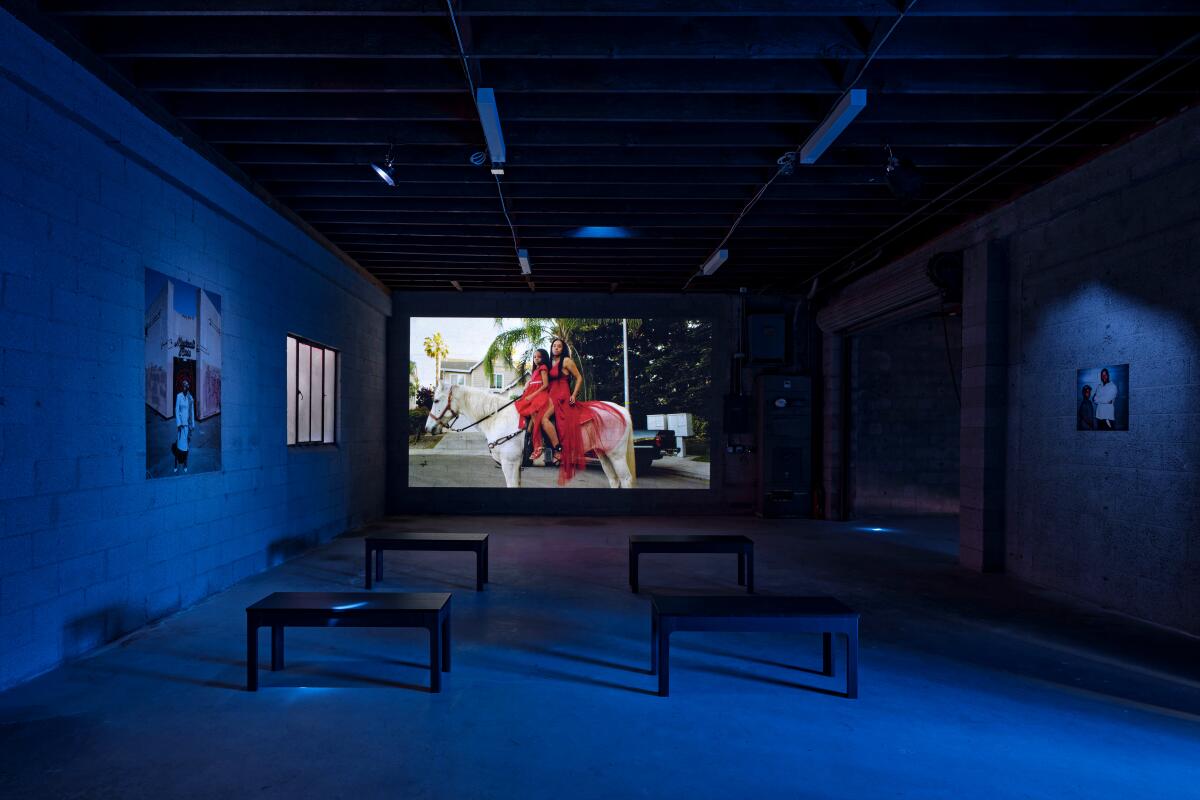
[959,240,1009,571]
[821,333,850,520]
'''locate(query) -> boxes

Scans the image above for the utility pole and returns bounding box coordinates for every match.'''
[622,318,630,408]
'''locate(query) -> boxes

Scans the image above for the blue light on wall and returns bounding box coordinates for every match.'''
[567,226,635,238]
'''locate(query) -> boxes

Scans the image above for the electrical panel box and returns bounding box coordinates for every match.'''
[748,313,786,363]
[755,374,812,518]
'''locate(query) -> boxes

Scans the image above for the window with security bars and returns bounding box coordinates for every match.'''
[286,334,337,445]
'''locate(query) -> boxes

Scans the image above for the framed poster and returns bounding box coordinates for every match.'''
[1076,364,1128,431]
[145,269,222,477]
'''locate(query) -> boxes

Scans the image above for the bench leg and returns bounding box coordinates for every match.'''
[822,633,833,676]
[475,548,484,591]
[482,541,489,584]
[364,542,373,590]
[271,625,285,671]
[650,610,658,674]
[746,549,755,594]
[737,552,745,586]
[657,630,670,697]
[442,613,451,672]
[630,550,639,594]
[246,621,258,691]
[846,632,858,699]
[375,549,384,583]
[429,622,442,693]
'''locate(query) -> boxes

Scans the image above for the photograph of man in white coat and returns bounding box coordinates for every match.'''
[1093,368,1118,431]
[173,379,196,473]
[1076,364,1128,432]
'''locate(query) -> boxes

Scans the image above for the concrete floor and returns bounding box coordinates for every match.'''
[1,515,1197,799]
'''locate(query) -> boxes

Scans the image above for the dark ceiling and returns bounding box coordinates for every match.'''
[14,1,1200,293]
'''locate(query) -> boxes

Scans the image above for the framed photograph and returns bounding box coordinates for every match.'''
[145,269,223,477]
[1076,364,1128,431]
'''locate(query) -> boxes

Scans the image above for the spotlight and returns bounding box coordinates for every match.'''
[776,151,797,176]
[370,145,396,187]
[884,145,922,200]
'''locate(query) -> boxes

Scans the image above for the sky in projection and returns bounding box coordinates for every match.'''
[410,317,525,387]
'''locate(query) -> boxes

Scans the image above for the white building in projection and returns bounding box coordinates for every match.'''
[144,276,223,420]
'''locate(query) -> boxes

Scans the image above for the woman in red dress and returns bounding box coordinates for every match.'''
[544,337,626,484]
[513,348,557,461]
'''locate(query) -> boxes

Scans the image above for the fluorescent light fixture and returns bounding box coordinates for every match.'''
[799,88,867,165]
[518,248,531,275]
[370,160,395,187]
[568,226,634,239]
[476,88,506,173]
[700,248,728,276]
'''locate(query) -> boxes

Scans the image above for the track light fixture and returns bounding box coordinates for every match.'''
[884,144,922,200]
[700,249,729,277]
[476,88,507,175]
[370,145,396,187]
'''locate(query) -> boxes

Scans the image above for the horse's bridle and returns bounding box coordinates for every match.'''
[426,385,461,429]
[426,386,524,450]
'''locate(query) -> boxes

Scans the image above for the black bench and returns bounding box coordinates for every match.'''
[364,532,489,591]
[245,592,451,692]
[650,595,859,698]
[629,534,754,594]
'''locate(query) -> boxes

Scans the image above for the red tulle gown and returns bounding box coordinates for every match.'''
[547,363,627,485]
[514,365,551,455]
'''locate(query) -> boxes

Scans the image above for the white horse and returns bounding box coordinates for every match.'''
[425,383,637,489]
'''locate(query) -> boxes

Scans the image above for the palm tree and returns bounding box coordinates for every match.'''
[483,318,640,400]
[423,332,449,386]
[408,359,420,399]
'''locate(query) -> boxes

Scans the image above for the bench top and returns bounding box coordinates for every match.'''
[629,534,752,545]
[651,595,856,618]
[247,592,450,612]
[364,531,488,543]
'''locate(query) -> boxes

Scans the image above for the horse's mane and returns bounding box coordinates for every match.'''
[451,384,510,416]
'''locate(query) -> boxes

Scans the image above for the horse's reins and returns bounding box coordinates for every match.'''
[427,385,526,451]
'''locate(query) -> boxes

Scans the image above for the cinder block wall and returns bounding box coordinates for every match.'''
[1001,110,1200,631]
[851,316,961,515]
[0,11,390,689]
[827,104,1200,632]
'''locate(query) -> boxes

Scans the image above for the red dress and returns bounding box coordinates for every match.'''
[547,362,627,485]
[514,365,551,453]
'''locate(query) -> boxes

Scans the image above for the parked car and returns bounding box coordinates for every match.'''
[630,428,677,474]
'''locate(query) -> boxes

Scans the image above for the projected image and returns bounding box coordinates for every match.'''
[410,318,711,489]
[1076,364,1129,431]
[145,269,222,479]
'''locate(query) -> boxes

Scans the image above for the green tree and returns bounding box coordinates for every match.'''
[408,359,419,399]
[482,318,639,400]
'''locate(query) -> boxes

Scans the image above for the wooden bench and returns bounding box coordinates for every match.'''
[364,532,489,591]
[245,592,451,692]
[650,595,859,698]
[629,534,754,594]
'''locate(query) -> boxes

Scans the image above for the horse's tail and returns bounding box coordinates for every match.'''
[624,409,637,487]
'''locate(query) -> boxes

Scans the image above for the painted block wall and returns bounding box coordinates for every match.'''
[1001,109,1200,632]
[827,104,1200,632]
[0,10,390,689]
[851,316,961,515]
